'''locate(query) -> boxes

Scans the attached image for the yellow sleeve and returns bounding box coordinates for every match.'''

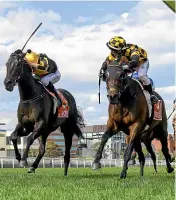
[108,53,116,61]
[138,47,148,58]
[130,46,140,62]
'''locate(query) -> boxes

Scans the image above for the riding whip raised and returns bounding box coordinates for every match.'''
[22,22,42,51]
[98,77,101,104]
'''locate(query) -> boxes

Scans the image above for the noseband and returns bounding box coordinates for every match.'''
[7,53,33,84]
[106,67,127,103]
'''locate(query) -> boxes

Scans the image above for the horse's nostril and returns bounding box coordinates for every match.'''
[6,80,12,84]
[109,95,114,100]
[4,79,13,87]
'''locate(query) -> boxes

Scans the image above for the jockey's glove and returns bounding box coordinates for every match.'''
[122,64,130,70]
[128,61,138,70]
[99,69,104,78]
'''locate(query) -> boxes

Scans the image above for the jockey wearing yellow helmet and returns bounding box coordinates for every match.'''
[99,36,158,104]
[24,49,62,106]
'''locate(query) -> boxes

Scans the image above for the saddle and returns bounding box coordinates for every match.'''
[34,77,69,118]
[46,89,69,118]
[132,79,162,121]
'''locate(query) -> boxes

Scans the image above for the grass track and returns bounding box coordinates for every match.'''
[0,166,175,200]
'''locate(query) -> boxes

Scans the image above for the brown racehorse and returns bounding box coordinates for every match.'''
[92,60,174,178]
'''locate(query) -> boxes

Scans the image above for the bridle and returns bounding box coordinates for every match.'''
[7,53,47,104]
[106,65,129,103]
[6,53,26,85]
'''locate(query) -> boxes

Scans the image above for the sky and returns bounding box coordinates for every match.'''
[0,1,175,134]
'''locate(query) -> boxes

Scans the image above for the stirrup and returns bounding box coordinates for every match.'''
[54,93,62,107]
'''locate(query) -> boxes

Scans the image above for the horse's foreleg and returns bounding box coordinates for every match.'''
[21,120,45,168]
[92,130,116,170]
[126,136,137,165]
[133,139,145,177]
[10,123,32,163]
[28,135,47,173]
[120,122,143,179]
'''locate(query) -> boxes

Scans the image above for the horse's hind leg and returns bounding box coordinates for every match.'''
[143,139,157,172]
[64,134,73,176]
[61,124,73,176]
[160,134,174,173]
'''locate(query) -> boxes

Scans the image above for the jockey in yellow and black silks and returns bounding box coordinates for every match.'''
[99,36,158,104]
[24,49,62,107]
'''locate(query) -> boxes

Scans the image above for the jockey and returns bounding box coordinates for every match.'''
[24,49,62,107]
[132,72,155,91]
[149,77,155,91]
[99,36,158,104]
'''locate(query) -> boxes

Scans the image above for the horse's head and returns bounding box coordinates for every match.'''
[105,63,127,104]
[4,49,27,91]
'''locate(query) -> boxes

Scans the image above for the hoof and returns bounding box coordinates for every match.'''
[171,157,175,163]
[120,171,127,179]
[27,167,35,173]
[92,162,101,170]
[167,167,174,173]
[20,160,28,168]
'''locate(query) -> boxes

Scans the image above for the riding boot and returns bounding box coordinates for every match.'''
[46,82,62,107]
[144,83,158,104]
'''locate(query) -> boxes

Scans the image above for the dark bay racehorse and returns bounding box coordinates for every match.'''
[4,50,85,175]
[92,60,174,178]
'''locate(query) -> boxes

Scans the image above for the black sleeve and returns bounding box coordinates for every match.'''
[48,58,58,73]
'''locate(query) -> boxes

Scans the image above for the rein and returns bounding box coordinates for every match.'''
[17,56,48,104]
[20,92,48,104]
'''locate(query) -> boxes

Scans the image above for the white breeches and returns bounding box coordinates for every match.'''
[41,70,61,86]
[137,59,150,86]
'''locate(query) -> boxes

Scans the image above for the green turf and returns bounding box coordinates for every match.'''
[0,167,175,200]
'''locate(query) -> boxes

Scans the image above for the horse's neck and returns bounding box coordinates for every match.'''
[18,65,45,101]
[119,78,137,105]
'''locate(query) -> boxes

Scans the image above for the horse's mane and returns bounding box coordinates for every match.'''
[125,76,144,93]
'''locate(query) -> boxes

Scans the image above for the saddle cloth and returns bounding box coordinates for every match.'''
[37,81,69,118]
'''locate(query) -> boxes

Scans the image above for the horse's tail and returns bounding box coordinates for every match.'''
[74,106,85,139]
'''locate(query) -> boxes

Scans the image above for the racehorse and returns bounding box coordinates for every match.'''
[92,60,174,178]
[4,50,85,175]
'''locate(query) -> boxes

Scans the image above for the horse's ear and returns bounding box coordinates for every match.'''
[22,53,26,58]
[14,49,23,54]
